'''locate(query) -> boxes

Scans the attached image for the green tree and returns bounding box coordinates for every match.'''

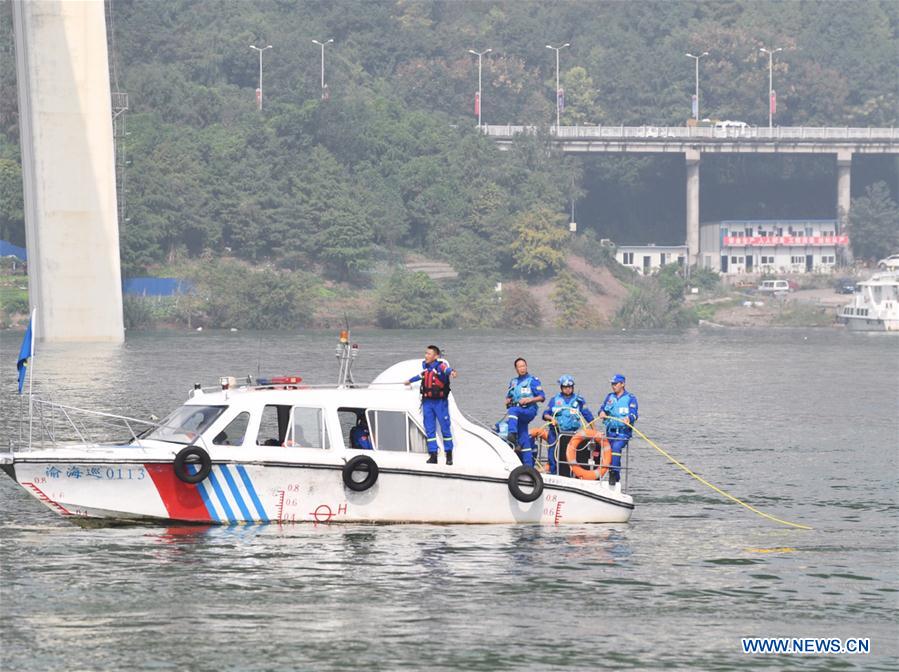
[375,270,454,328]
[500,283,542,327]
[0,158,24,245]
[453,275,503,328]
[551,270,598,328]
[847,182,899,261]
[560,66,603,125]
[511,206,569,276]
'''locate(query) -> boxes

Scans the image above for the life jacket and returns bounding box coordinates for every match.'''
[550,393,587,431]
[508,375,536,406]
[602,391,637,435]
[421,360,451,400]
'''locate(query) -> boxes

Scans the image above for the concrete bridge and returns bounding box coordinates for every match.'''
[484,124,899,264]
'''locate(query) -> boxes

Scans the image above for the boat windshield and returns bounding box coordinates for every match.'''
[146,405,226,445]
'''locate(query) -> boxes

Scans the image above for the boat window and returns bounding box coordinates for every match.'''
[408,416,428,454]
[257,404,291,446]
[213,412,250,446]
[338,407,369,449]
[367,410,407,451]
[146,405,225,445]
[286,407,329,450]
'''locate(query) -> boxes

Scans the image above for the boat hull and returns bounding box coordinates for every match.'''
[843,316,899,332]
[4,458,633,525]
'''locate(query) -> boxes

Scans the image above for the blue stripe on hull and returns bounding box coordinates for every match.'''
[189,464,220,522]
[219,464,253,521]
[206,469,236,523]
[236,465,269,522]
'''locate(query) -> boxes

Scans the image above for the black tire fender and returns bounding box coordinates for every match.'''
[343,455,379,492]
[508,465,544,503]
[173,446,212,484]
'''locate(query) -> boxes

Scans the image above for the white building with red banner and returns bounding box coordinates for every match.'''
[699,219,849,274]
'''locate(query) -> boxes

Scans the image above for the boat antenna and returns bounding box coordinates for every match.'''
[256,333,263,382]
[335,316,357,387]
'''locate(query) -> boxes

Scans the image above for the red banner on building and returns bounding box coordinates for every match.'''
[723,235,849,246]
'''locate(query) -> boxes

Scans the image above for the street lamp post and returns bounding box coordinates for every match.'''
[545,43,570,131]
[468,48,492,128]
[312,38,334,99]
[249,44,272,110]
[759,46,782,128]
[685,51,709,120]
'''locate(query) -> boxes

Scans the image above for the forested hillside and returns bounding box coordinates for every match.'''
[1,0,897,328]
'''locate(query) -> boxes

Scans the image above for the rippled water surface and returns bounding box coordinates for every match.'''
[1,329,897,670]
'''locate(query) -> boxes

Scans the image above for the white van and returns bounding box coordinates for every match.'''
[758,279,790,294]
[715,120,749,129]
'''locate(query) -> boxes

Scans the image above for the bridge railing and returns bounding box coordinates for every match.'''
[482,125,899,142]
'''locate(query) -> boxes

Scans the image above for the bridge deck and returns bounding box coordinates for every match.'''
[483,125,899,154]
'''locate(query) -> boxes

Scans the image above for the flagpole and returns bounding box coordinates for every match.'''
[28,307,35,448]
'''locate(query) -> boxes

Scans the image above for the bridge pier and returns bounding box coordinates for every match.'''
[836,150,852,229]
[13,0,124,342]
[686,149,701,265]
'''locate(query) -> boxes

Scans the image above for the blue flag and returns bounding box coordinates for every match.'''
[17,316,33,394]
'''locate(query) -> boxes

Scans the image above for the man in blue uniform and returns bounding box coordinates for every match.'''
[505,358,545,467]
[542,375,594,475]
[599,374,638,486]
[349,413,373,450]
[406,345,457,465]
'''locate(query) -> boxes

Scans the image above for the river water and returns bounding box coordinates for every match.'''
[1,328,897,670]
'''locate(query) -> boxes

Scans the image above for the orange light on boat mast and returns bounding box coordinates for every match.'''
[339,330,349,344]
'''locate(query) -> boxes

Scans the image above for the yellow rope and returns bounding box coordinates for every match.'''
[618,419,812,530]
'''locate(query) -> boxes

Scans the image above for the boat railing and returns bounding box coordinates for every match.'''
[535,430,630,490]
[12,397,162,452]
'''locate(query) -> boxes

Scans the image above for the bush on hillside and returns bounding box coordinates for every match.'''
[500,283,543,327]
[375,270,454,329]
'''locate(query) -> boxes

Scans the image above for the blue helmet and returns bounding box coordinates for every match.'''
[610,373,626,384]
[558,374,575,387]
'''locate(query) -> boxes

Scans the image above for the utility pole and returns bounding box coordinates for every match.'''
[312,38,333,99]
[545,43,570,132]
[468,48,492,128]
[759,46,782,128]
[249,44,272,110]
[685,51,708,120]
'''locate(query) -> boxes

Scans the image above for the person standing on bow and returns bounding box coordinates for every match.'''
[542,375,594,475]
[406,345,457,465]
[505,358,545,467]
[598,374,638,486]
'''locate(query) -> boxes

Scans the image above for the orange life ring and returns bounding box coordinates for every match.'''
[529,427,550,442]
[566,429,611,480]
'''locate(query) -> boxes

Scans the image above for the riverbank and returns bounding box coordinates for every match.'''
[1,262,867,332]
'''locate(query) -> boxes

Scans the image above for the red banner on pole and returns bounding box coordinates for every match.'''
[770,90,776,115]
[474,92,480,117]
[255,88,262,110]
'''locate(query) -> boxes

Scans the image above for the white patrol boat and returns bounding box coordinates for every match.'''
[0,334,634,525]
[839,271,899,332]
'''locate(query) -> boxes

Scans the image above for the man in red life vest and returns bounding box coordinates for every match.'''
[405,345,458,465]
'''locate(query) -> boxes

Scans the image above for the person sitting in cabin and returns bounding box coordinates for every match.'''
[598,374,639,487]
[504,357,545,468]
[349,413,373,450]
[540,375,594,475]
[405,345,457,465]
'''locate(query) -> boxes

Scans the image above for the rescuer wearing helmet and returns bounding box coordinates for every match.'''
[541,375,594,475]
[598,374,638,486]
[504,358,545,467]
[406,345,457,465]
